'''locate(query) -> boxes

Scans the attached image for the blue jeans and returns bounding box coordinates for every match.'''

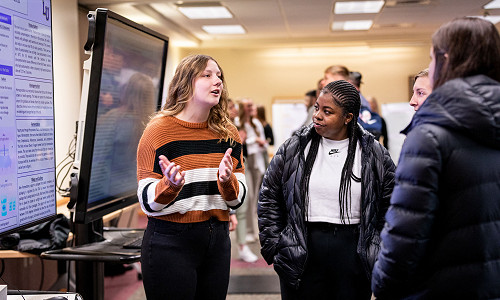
[141,217,231,299]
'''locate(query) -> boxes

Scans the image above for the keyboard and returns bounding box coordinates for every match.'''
[122,237,143,249]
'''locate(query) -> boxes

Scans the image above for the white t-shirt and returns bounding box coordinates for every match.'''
[305,137,362,224]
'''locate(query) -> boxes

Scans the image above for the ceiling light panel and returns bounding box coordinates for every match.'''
[484,0,500,9]
[334,1,385,14]
[178,6,233,19]
[332,20,374,30]
[202,25,246,34]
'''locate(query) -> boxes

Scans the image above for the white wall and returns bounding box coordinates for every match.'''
[52,0,81,197]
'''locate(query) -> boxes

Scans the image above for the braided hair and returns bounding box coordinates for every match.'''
[301,80,361,224]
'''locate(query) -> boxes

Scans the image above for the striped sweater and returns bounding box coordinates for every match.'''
[136,116,246,223]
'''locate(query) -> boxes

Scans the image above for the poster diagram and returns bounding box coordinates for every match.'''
[0,0,56,233]
[0,134,13,169]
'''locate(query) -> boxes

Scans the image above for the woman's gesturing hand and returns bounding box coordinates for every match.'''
[159,155,186,186]
[218,148,233,183]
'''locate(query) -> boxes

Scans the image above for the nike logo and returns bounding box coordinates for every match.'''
[329,149,340,155]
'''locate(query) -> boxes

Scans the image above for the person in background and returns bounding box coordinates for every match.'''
[228,98,242,138]
[348,71,371,109]
[302,89,317,127]
[239,98,268,243]
[320,65,350,89]
[372,17,500,299]
[106,73,156,191]
[256,104,274,147]
[301,79,323,128]
[409,68,432,111]
[228,98,259,263]
[366,96,389,149]
[136,54,247,299]
[255,104,273,169]
[348,71,384,140]
[258,80,395,300]
[256,104,274,168]
[99,45,124,114]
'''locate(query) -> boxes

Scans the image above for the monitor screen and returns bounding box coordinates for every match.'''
[0,0,57,236]
[73,9,168,224]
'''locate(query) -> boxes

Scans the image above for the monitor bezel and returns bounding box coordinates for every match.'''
[73,8,168,224]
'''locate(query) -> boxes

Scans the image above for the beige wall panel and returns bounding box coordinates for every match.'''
[179,44,431,121]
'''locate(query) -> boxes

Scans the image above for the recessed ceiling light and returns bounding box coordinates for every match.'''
[332,20,374,31]
[484,0,500,9]
[471,15,500,24]
[202,25,246,34]
[178,6,233,19]
[334,1,385,14]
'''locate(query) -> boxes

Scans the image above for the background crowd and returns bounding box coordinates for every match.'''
[136,16,500,300]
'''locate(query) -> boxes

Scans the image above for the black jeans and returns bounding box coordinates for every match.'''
[280,222,371,300]
[141,217,231,300]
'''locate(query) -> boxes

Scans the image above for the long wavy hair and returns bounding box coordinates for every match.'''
[118,72,156,139]
[432,17,500,89]
[237,98,260,137]
[301,80,361,223]
[151,54,233,143]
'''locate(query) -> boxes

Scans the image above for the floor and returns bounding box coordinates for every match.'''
[103,214,281,300]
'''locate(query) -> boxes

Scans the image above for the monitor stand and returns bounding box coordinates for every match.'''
[73,219,105,300]
[41,218,142,300]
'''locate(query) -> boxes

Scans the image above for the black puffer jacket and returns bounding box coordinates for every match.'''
[258,124,395,289]
[372,75,500,299]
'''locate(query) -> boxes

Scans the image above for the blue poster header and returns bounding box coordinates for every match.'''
[0,65,13,76]
[0,13,12,25]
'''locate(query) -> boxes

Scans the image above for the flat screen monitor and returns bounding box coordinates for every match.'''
[0,0,57,236]
[72,9,168,224]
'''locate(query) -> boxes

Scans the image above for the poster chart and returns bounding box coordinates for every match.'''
[271,99,308,152]
[0,0,56,234]
[381,102,415,164]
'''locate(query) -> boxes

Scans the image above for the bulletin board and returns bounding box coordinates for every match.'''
[381,102,415,164]
[271,98,308,153]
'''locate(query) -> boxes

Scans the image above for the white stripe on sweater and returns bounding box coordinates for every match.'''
[137,168,247,216]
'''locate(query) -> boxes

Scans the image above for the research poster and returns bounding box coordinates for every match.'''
[0,0,56,234]
[272,100,308,152]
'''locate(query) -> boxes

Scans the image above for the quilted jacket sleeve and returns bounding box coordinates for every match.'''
[258,141,288,265]
[372,125,442,298]
[380,144,396,229]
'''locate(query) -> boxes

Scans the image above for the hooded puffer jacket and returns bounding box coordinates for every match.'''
[258,124,395,289]
[372,75,500,299]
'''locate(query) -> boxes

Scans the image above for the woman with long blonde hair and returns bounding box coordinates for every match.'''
[137,54,247,299]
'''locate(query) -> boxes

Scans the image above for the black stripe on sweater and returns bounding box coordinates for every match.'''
[227,179,246,210]
[164,180,220,209]
[143,179,242,212]
[153,139,243,175]
[142,182,161,213]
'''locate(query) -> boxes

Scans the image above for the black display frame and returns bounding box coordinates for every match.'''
[73,8,168,225]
